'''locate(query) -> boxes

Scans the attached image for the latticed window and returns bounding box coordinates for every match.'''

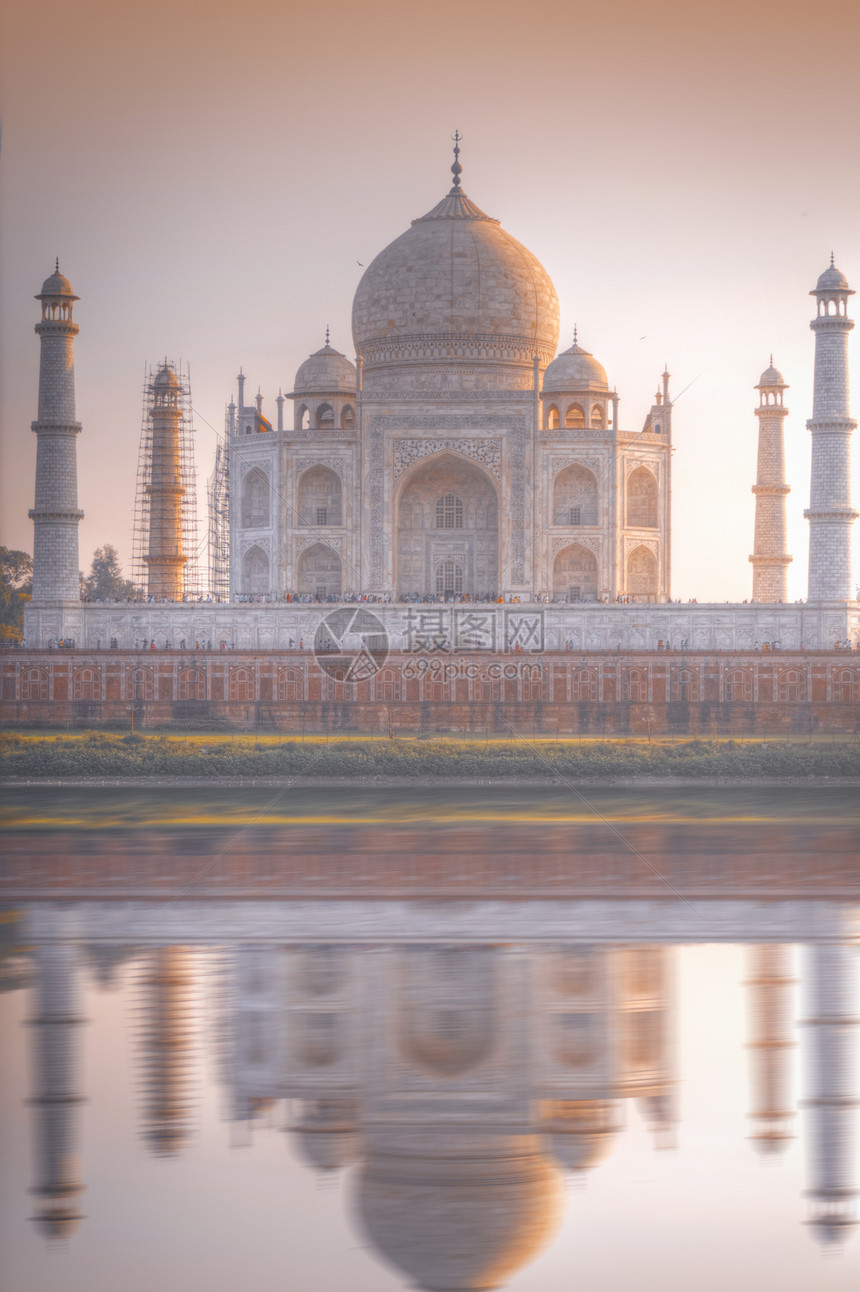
[228,668,255,702]
[724,669,753,702]
[435,559,464,595]
[569,506,581,526]
[435,493,463,529]
[20,668,49,701]
[178,668,205,700]
[316,507,328,526]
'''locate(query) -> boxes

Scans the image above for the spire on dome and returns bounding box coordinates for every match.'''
[325,324,330,347]
[573,325,578,345]
[55,256,60,273]
[450,130,462,193]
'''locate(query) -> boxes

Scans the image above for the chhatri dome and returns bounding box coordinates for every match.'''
[37,259,78,300]
[352,136,560,393]
[543,332,609,392]
[293,332,357,396]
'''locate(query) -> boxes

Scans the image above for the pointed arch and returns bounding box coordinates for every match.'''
[626,544,658,599]
[297,465,342,527]
[297,543,342,597]
[553,463,598,526]
[546,404,560,430]
[395,451,499,598]
[565,403,585,429]
[242,545,269,595]
[241,467,270,528]
[553,542,598,601]
[626,466,658,527]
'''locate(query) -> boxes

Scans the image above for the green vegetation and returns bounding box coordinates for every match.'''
[80,544,139,601]
[0,548,32,644]
[2,731,858,781]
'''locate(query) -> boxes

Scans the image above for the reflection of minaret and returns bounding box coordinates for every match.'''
[138,948,194,1155]
[801,943,859,1247]
[27,944,87,1240]
[744,945,796,1156]
[621,947,679,1151]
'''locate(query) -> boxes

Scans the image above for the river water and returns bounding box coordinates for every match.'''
[1,784,858,1291]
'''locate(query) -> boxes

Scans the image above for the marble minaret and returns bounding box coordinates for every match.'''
[805,259,857,601]
[750,362,792,601]
[29,263,83,603]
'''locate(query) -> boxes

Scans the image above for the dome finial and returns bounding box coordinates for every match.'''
[831,250,835,267]
[55,256,60,273]
[325,323,330,346]
[573,324,578,345]
[450,129,463,192]
[770,352,773,366]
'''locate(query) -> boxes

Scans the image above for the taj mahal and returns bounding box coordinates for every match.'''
[21,143,860,654]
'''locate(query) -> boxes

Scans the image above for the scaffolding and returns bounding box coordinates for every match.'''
[207,414,231,600]
[132,360,201,599]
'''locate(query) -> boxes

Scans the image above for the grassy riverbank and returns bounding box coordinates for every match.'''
[2,730,858,781]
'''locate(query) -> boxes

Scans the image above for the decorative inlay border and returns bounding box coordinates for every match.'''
[294,456,345,478]
[549,455,603,478]
[294,535,344,554]
[393,438,502,482]
[552,535,601,557]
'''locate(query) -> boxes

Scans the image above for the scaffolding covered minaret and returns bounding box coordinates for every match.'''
[132,361,200,599]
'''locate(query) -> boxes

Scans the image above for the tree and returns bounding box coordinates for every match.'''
[82,545,139,601]
[0,547,33,643]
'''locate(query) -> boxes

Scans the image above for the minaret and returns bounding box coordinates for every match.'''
[805,259,858,601]
[144,364,187,600]
[29,263,83,603]
[27,943,88,1240]
[800,943,858,1247]
[750,361,792,601]
[743,944,796,1156]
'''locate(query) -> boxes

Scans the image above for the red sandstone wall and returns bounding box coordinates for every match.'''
[1,649,859,734]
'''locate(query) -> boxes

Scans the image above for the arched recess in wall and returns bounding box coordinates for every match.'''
[553,464,598,526]
[626,467,658,527]
[297,543,342,597]
[552,543,598,601]
[243,545,269,594]
[396,947,495,1078]
[241,467,271,528]
[627,545,658,600]
[395,452,499,598]
[297,465,342,527]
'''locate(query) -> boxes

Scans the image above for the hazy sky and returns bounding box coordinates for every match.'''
[2,0,859,599]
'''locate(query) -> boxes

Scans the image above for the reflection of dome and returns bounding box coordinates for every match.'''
[547,1130,614,1173]
[292,1100,361,1173]
[354,1132,564,1291]
[544,1100,618,1173]
[293,343,356,396]
[352,179,560,393]
[543,340,608,393]
[809,1216,858,1247]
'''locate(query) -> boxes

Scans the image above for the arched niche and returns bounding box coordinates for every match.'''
[396,947,495,1078]
[297,465,342,527]
[565,403,585,429]
[242,545,269,594]
[553,463,598,526]
[340,403,355,429]
[553,542,598,601]
[626,466,658,527]
[297,543,342,597]
[396,452,499,598]
[627,544,658,599]
[316,402,335,428]
[546,404,560,430]
[241,467,270,528]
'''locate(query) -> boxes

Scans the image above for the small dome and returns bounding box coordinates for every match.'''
[758,361,785,387]
[293,341,356,396]
[153,364,180,389]
[815,261,851,292]
[543,339,608,393]
[37,262,78,301]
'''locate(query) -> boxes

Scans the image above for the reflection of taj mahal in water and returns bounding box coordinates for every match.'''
[20,930,859,1282]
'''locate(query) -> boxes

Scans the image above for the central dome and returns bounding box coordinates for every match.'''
[352,181,560,394]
